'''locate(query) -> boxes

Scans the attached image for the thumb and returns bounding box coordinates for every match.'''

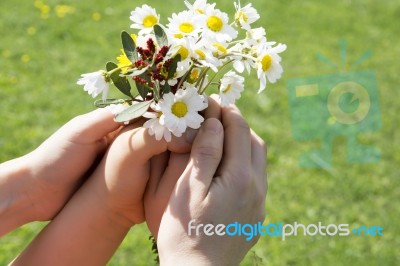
[173,118,224,202]
[114,125,198,165]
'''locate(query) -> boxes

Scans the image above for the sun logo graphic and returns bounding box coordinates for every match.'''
[286,40,381,168]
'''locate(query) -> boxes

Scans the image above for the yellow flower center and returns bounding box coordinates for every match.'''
[143,15,158,28]
[207,16,224,32]
[195,49,206,60]
[261,54,272,72]
[178,46,189,60]
[171,101,188,118]
[236,11,248,22]
[174,33,184,39]
[190,69,200,81]
[179,22,194,33]
[222,84,232,94]
[213,43,227,55]
[196,8,205,14]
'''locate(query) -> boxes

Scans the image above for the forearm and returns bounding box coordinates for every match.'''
[0,155,35,236]
[160,254,220,266]
[10,173,133,266]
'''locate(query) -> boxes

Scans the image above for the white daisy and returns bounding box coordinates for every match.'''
[159,86,207,136]
[184,0,215,15]
[185,67,202,84]
[257,43,287,93]
[192,39,222,72]
[219,71,244,106]
[211,42,228,58]
[245,27,268,46]
[130,4,160,35]
[168,36,196,77]
[143,103,173,142]
[183,74,209,93]
[229,43,256,74]
[202,7,238,42]
[169,36,220,72]
[234,1,260,31]
[167,10,204,38]
[77,70,110,100]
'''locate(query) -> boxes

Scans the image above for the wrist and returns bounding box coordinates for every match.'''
[0,154,36,235]
[158,241,222,266]
[159,251,218,266]
[87,174,137,230]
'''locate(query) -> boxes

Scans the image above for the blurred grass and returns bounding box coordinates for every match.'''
[0,0,399,265]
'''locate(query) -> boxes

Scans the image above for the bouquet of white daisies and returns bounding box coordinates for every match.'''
[77,0,286,142]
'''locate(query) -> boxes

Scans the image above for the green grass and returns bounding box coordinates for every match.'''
[1,0,399,265]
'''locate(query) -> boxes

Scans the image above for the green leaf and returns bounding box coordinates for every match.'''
[94,98,126,108]
[115,100,152,122]
[162,82,171,94]
[106,61,120,81]
[106,61,133,98]
[114,77,132,98]
[135,73,150,100]
[121,31,138,62]
[125,66,149,77]
[153,80,160,101]
[168,54,180,79]
[153,24,168,47]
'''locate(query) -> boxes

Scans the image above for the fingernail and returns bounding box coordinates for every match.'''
[185,128,198,144]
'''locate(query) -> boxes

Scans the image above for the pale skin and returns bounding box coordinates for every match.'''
[0,108,121,236]
[1,97,267,266]
[145,103,267,265]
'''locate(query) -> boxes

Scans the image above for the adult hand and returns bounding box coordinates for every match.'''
[145,104,267,265]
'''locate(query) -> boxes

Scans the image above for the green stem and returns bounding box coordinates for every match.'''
[200,59,234,94]
[106,64,133,76]
[230,52,258,62]
[196,67,210,92]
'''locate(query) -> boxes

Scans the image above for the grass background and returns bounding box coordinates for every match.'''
[0,0,398,265]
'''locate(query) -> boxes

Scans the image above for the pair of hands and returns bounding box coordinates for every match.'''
[3,97,267,265]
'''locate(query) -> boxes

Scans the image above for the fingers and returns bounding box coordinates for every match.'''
[204,95,222,121]
[175,118,224,201]
[65,108,121,142]
[157,153,190,197]
[148,94,222,193]
[145,152,193,230]
[219,105,252,182]
[112,123,195,166]
[146,152,170,195]
[145,152,190,238]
